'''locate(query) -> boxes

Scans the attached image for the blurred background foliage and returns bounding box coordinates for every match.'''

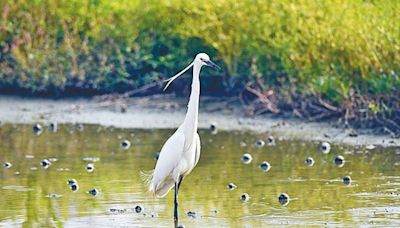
[0,0,399,128]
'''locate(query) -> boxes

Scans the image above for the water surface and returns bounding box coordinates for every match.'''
[0,124,399,227]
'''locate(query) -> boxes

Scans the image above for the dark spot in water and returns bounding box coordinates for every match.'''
[210,123,218,135]
[334,155,345,167]
[49,122,57,133]
[348,130,358,137]
[41,159,51,169]
[278,193,290,206]
[70,184,79,192]
[343,176,352,185]
[3,162,12,168]
[66,178,76,184]
[320,142,331,154]
[47,193,61,198]
[259,161,271,172]
[135,205,142,213]
[255,139,265,148]
[241,153,252,164]
[227,183,237,190]
[121,140,131,149]
[33,124,42,135]
[154,152,160,160]
[109,208,126,213]
[267,136,275,145]
[76,123,84,132]
[88,188,99,196]
[241,193,249,202]
[86,164,94,172]
[187,211,197,218]
[305,157,314,166]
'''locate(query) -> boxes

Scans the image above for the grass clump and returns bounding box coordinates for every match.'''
[0,0,399,131]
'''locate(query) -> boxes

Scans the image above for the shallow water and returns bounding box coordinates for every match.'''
[0,124,399,227]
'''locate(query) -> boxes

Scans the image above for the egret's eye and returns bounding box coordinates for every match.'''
[200,58,205,62]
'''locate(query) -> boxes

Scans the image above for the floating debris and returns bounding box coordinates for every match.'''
[41,159,51,169]
[87,188,99,196]
[210,122,218,135]
[33,123,42,135]
[3,162,12,169]
[47,194,62,198]
[278,193,290,206]
[255,139,265,148]
[86,163,94,172]
[30,166,38,171]
[49,122,58,133]
[259,161,271,172]
[227,183,237,190]
[121,140,131,150]
[15,171,20,175]
[135,205,143,213]
[320,142,331,154]
[267,136,275,145]
[241,153,252,164]
[305,157,315,166]
[241,193,250,202]
[25,155,34,159]
[187,211,197,218]
[334,155,345,168]
[211,209,219,214]
[240,141,247,147]
[343,176,352,185]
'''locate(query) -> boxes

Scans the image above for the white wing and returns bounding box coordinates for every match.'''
[150,131,185,197]
[193,133,201,167]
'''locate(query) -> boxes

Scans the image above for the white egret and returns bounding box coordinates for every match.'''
[145,53,220,227]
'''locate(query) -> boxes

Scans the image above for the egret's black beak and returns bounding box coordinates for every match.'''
[204,60,221,70]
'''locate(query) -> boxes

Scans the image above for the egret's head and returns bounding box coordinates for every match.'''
[195,53,220,70]
[163,53,220,91]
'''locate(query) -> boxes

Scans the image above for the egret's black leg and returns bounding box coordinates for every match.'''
[174,176,184,228]
[174,182,178,228]
[177,175,183,190]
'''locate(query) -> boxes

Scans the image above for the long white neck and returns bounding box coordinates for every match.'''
[179,63,201,148]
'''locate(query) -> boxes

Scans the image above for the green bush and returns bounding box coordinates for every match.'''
[0,0,399,116]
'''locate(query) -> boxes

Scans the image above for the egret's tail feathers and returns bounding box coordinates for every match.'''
[140,170,174,198]
[139,169,154,191]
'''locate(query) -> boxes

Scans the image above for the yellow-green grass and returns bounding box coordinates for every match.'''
[0,0,399,120]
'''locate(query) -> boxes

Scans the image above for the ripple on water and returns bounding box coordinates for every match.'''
[2,186,33,192]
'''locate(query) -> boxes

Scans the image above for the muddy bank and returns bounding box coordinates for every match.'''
[0,95,398,147]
